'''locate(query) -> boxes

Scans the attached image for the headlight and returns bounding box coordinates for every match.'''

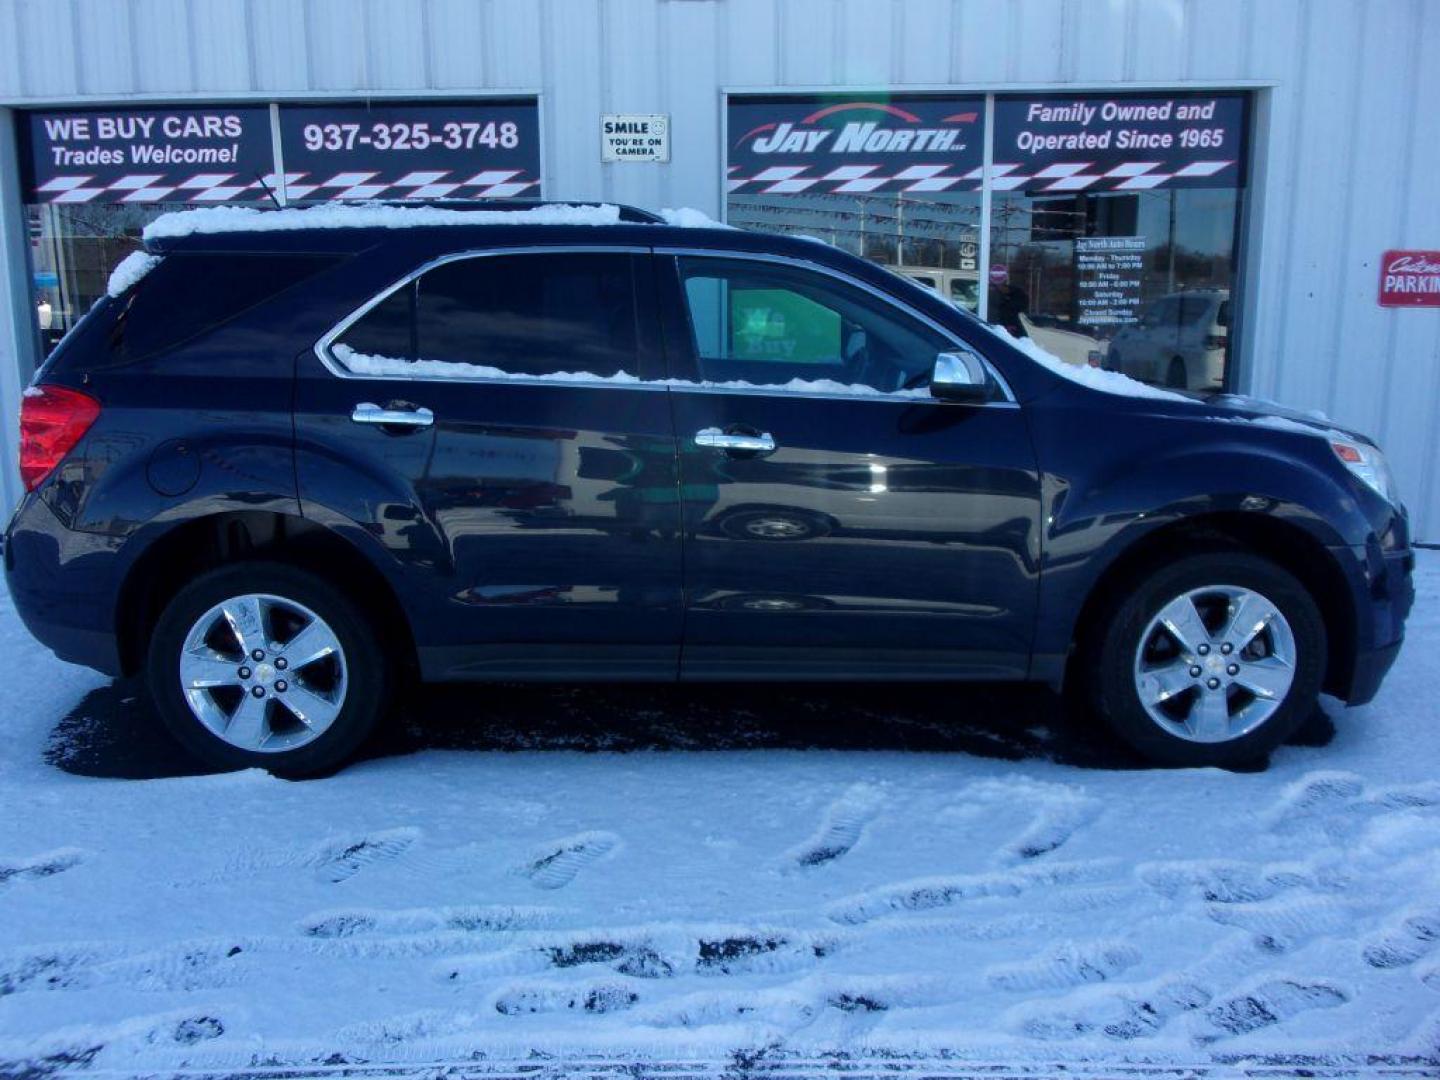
[1330,439,1400,505]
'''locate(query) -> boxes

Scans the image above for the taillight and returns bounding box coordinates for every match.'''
[19,384,100,492]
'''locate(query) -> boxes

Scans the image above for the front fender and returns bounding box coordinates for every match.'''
[1028,398,1380,666]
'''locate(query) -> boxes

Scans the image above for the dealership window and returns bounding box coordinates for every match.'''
[726,96,985,315]
[18,101,542,360]
[727,92,1249,392]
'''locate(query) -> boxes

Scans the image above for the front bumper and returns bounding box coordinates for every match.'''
[1333,544,1414,706]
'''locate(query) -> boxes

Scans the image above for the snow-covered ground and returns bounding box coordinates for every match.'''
[1,557,1438,1078]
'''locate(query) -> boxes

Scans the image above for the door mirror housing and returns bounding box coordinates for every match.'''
[930,350,991,402]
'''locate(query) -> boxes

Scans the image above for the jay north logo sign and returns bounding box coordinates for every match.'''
[727,97,984,196]
[741,101,977,157]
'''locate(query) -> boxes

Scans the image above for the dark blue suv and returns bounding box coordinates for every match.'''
[4,201,1414,775]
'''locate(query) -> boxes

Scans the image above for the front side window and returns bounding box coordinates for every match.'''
[332,251,639,380]
[676,257,951,395]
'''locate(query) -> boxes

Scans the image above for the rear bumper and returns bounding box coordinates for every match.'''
[3,493,124,676]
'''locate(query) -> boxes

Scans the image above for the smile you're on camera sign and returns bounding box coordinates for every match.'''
[601,114,669,163]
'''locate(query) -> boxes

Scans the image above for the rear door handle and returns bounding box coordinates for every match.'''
[351,402,434,428]
[695,427,776,453]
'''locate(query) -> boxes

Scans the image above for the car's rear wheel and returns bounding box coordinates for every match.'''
[1092,552,1325,767]
[147,562,390,777]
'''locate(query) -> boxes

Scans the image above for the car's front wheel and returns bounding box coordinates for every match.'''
[1092,552,1325,767]
[147,562,390,776]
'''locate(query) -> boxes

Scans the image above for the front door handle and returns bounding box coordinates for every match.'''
[351,402,434,428]
[695,427,776,453]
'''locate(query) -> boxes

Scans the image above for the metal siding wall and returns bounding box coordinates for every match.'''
[0,0,1435,535]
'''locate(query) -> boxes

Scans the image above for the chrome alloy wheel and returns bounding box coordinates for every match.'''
[178,593,348,753]
[743,515,811,539]
[1132,584,1297,744]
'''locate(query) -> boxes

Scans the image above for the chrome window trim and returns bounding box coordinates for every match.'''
[657,246,1018,406]
[313,245,664,390]
[314,242,1017,407]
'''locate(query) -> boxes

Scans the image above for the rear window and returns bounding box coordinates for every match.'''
[111,253,336,363]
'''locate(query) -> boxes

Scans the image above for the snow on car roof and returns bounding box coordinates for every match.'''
[142,201,726,242]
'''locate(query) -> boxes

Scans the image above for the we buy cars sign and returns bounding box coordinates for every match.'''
[1378,250,1440,308]
[20,106,274,203]
[727,95,984,195]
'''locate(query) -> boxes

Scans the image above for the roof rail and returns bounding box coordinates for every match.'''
[317,198,666,224]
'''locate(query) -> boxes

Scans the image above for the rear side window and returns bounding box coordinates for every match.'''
[332,252,640,380]
[115,253,336,362]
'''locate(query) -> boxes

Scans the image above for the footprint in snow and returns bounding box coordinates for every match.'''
[1206,895,1355,953]
[1363,908,1440,970]
[1202,979,1348,1039]
[310,828,420,884]
[0,849,83,888]
[789,783,884,868]
[1016,978,1212,1042]
[1138,860,1327,905]
[493,981,637,1015]
[521,831,618,890]
[985,940,1141,992]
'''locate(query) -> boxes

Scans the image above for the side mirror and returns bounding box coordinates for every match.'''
[930,350,991,402]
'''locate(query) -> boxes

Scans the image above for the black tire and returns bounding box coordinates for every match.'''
[1091,552,1325,768]
[146,561,390,777]
[1166,356,1188,389]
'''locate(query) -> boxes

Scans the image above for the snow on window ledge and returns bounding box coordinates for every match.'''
[330,344,931,400]
[106,251,162,297]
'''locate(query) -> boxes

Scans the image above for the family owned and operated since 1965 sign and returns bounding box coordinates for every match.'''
[20,107,273,202]
[991,94,1246,192]
[20,101,541,204]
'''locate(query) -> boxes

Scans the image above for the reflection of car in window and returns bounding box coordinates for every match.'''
[897,265,980,313]
[1106,289,1230,391]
